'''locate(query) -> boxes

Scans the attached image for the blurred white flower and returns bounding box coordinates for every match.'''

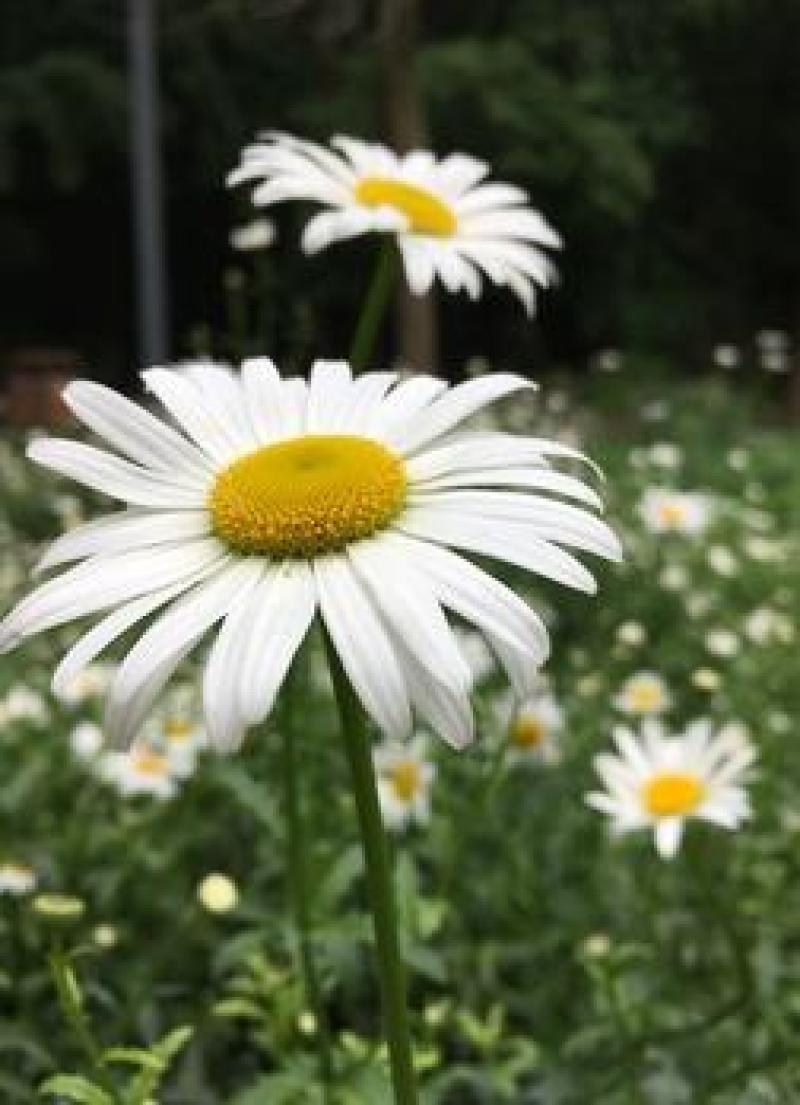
[712,344,740,370]
[659,563,690,592]
[686,592,714,620]
[614,672,671,717]
[744,536,787,563]
[640,489,711,535]
[230,133,561,313]
[98,746,178,800]
[615,621,647,647]
[504,690,563,765]
[55,662,115,706]
[587,719,755,859]
[706,545,739,577]
[69,720,104,761]
[374,736,435,832]
[648,443,682,470]
[0,862,37,895]
[743,608,795,646]
[755,328,789,352]
[592,349,622,374]
[159,715,206,779]
[726,447,749,472]
[704,629,740,658]
[692,667,721,692]
[760,349,790,374]
[229,217,276,252]
[197,873,239,913]
[0,686,48,727]
[581,932,612,958]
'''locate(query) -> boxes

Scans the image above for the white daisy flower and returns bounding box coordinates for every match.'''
[197,872,239,913]
[504,691,563,765]
[374,737,435,831]
[0,360,619,752]
[586,719,755,859]
[228,134,561,313]
[98,745,178,800]
[743,607,795,646]
[639,489,711,535]
[0,862,37,895]
[69,720,104,761]
[614,672,671,717]
[615,621,647,647]
[706,544,738,577]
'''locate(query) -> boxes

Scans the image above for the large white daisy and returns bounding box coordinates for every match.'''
[228,134,561,313]
[0,359,620,752]
[586,719,755,859]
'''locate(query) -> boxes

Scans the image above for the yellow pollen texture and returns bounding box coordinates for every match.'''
[355,176,457,236]
[511,716,546,749]
[164,719,193,742]
[390,761,424,803]
[210,434,407,558]
[643,773,705,817]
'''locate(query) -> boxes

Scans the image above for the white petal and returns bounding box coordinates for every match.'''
[398,507,597,593]
[347,540,471,693]
[182,362,261,450]
[51,576,205,696]
[379,531,549,668]
[36,510,211,574]
[414,466,603,509]
[306,360,353,432]
[654,818,685,859]
[315,554,412,740]
[0,539,227,651]
[64,381,214,480]
[397,238,437,296]
[105,559,259,746]
[241,357,284,443]
[387,374,534,454]
[237,562,317,726]
[409,490,621,561]
[203,572,267,753]
[142,367,245,463]
[28,439,205,508]
[460,209,562,249]
[371,376,448,436]
[391,629,474,749]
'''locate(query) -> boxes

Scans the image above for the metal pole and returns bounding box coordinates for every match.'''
[128,0,169,365]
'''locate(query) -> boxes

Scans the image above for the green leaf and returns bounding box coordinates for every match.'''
[39,1074,114,1105]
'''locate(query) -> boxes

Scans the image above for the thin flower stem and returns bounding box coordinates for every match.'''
[324,634,418,1105]
[279,665,335,1102]
[349,240,398,373]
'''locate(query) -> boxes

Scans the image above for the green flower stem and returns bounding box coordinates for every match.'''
[324,634,418,1105]
[279,666,334,1102]
[349,241,398,373]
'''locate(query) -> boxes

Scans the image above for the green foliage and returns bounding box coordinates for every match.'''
[0,367,799,1102]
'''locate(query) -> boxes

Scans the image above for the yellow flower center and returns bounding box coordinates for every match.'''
[643,772,706,817]
[389,761,424,803]
[132,749,170,778]
[658,502,687,528]
[626,681,664,713]
[510,716,546,749]
[355,176,457,236]
[164,718,194,743]
[210,435,407,558]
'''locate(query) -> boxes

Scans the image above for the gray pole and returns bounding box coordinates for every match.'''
[128,0,169,365]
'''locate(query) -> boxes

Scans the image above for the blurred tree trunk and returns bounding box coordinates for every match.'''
[379,0,438,372]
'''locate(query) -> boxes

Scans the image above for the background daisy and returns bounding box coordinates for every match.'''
[374,736,435,831]
[228,133,561,313]
[586,719,755,859]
